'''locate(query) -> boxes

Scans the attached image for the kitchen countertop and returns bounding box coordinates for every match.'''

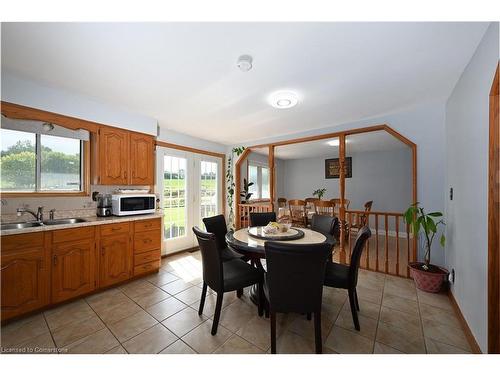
[0,212,163,236]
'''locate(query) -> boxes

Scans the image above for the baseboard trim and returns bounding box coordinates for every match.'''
[447,289,482,354]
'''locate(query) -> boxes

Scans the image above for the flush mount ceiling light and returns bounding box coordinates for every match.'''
[237,55,253,72]
[268,90,299,109]
[326,139,350,147]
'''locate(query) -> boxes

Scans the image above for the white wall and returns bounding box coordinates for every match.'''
[445,22,499,352]
[281,148,412,213]
[157,128,227,155]
[1,73,158,135]
[233,101,447,264]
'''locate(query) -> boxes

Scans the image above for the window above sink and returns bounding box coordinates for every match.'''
[0,114,90,197]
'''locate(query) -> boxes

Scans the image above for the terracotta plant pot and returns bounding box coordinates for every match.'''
[409,262,449,293]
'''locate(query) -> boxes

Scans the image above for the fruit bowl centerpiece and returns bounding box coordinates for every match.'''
[248,222,304,241]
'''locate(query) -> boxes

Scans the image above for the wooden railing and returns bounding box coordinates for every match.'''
[340,210,417,278]
[237,201,273,228]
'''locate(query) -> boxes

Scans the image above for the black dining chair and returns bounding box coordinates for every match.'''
[264,241,331,354]
[202,214,243,262]
[323,226,371,331]
[310,214,339,244]
[193,226,264,335]
[249,212,277,227]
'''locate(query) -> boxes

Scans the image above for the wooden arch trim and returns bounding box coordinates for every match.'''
[234,123,418,262]
[488,62,499,354]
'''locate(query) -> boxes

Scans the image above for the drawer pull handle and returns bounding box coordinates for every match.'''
[111,227,120,231]
[143,239,152,244]
[144,224,152,228]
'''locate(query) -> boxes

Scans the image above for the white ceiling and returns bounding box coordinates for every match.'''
[254,130,408,160]
[1,22,488,145]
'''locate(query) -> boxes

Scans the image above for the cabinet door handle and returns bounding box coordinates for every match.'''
[101,247,105,256]
[124,171,127,179]
[53,255,57,266]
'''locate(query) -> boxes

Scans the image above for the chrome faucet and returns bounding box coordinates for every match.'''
[49,209,56,220]
[17,206,44,222]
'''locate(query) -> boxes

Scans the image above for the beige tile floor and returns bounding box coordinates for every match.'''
[0,250,472,354]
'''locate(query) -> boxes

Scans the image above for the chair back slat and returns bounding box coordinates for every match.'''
[249,212,277,227]
[202,214,228,250]
[265,241,331,313]
[348,226,372,286]
[193,226,223,291]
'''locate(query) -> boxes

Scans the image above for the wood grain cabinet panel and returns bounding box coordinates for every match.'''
[1,247,49,321]
[98,127,129,185]
[99,233,132,288]
[51,238,96,303]
[134,231,162,254]
[130,133,154,185]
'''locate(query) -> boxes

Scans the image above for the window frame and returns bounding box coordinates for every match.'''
[1,129,90,197]
[247,161,270,200]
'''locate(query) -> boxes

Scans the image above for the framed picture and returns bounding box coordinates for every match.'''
[325,157,352,179]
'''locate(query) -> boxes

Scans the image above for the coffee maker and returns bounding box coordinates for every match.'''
[96,193,113,217]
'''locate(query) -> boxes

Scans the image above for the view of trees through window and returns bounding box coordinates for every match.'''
[0,129,82,192]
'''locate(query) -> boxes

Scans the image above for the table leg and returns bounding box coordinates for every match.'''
[249,258,268,310]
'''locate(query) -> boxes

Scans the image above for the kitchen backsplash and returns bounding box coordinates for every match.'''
[1,185,155,223]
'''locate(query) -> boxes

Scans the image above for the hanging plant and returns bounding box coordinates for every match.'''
[226,146,245,230]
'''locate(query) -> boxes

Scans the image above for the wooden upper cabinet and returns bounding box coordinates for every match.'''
[130,133,155,185]
[93,126,155,185]
[98,127,130,185]
[51,235,96,304]
[1,233,49,321]
[99,230,132,288]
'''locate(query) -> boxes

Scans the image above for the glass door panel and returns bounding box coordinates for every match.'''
[163,155,187,240]
[199,160,218,228]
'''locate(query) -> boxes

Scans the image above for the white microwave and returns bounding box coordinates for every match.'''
[111,194,156,216]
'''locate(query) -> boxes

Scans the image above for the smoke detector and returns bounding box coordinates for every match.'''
[237,55,253,72]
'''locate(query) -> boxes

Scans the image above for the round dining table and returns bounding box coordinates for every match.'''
[225,227,336,305]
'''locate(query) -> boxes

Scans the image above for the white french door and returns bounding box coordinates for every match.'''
[157,147,222,254]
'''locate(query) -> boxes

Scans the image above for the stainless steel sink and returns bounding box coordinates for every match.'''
[42,218,88,225]
[0,222,44,230]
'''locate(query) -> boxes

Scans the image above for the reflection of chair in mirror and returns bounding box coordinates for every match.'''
[277,198,287,208]
[288,199,307,227]
[314,200,335,216]
[348,201,373,238]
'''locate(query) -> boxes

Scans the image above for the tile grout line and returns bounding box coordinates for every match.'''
[415,289,429,353]
[41,311,59,354]
[83,295,133,353]
[371,273,386,353]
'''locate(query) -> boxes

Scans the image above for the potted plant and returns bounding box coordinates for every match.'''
[312,188,326,200]
[240,178,254,204]
[226,146,245,229]
[404,202,448,293]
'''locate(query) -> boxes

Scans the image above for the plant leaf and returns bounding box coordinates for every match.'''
[426,217,437,233]
[440,233,446,247]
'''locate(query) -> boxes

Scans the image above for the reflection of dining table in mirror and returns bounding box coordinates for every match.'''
[226,226,335,306]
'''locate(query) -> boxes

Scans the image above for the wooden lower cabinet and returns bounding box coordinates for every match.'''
[100,231,132,288]
[1,237,49,321]
[51,237,97,304]
[1,217,161,322]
